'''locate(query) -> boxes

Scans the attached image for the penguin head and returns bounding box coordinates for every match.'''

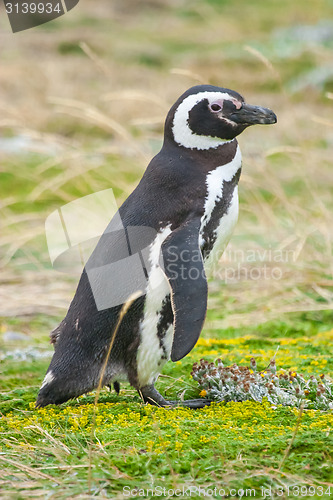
[165,85,277,150]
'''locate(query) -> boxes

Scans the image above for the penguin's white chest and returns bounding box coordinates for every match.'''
[136,227,173,387]
[200,145,241,267]
[200,186,239,272]
[136,146,242,388]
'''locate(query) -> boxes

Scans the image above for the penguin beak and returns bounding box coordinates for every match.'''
[231,103,277,125]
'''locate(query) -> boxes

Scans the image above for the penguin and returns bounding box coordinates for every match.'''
[36,85,277,409]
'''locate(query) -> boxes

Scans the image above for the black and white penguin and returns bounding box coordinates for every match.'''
[36,85,276,409]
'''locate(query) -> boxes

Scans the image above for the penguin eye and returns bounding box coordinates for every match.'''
[210,102,222,113]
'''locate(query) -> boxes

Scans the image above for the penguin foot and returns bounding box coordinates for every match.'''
[106,381,121,394]
[139,385,211,408]
[168,398,211,409]
[139,384,170,407]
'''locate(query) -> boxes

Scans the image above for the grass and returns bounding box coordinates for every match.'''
[1,314,332,496]
[1,0,333,497]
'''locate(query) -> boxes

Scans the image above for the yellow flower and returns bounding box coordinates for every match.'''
[175,441,183,451]
[199,435,210,443]
[199,390,207,397]
[146,440,154,452]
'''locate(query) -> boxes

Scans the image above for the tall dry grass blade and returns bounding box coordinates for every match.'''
[87,290,142,494]
[0,124,78,150]
[28,155,100,201]
[265,146,302,156]
[0,229,46,268]
[79,42,114,79]
[27,425,71,455]
[279,403,304,471]
[170,68,206,84]
[243,45,282,85]
[311,116,333,128]
[48,97,149,161]
[0,456,63,484]
[102,90,169,111]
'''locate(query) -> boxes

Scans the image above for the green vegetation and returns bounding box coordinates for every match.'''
[1,314,332,496]
[1,0,333,497]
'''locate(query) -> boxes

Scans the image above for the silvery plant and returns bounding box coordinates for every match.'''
[192,358,333,410]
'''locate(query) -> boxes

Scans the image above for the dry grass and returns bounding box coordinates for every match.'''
[0,0,332,325]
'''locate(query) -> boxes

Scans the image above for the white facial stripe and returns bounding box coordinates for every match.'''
[172,91,238,150]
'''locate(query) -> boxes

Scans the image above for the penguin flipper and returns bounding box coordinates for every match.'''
[161,218,207,362]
